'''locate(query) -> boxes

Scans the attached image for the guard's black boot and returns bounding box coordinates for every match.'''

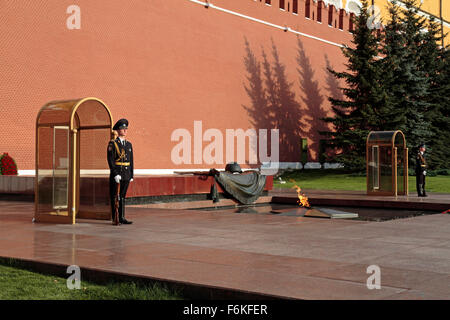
[417,184,423,197]
[119,211,132,224]
[422,189,428,197]
[119,202,132,224]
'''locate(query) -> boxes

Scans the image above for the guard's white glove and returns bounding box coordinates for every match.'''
[423,171,426,176]
[114,175,121,183]
[130,178,134,182]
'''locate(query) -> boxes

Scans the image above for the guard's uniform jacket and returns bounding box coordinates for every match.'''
[107,138,134,181]
[415,152,427,197]
[107,138,134,222]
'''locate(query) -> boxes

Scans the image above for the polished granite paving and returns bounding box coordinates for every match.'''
[1,200,450,299]
[272,189,450,212]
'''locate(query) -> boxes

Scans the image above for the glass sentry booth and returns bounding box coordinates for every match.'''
[366,131,408,196]
[35,98,113,224]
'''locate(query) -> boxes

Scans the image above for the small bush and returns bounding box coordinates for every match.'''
[408,168,441,177]
[436,169,450,176]
[349,171,366,177]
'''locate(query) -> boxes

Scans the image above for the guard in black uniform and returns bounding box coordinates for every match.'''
[107,119,134,224]
[415,143,427,197]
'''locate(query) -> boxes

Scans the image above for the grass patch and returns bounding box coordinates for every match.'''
[0,258,182,300]
[275,169,450,193]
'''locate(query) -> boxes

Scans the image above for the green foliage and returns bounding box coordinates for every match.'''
[320,0,387,171]
[381,0,433,165]
[381,0,450,170]
[277,169,366,191]
[407,168,446,177]
[275,169,450,193]
[348,171,366,177]
[436,169,450,176]
[424,36,450,169]
[322,0,450,171]
[0,259,181,300]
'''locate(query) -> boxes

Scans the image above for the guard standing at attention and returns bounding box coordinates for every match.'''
[107,119,134,224]
[415,143,427,197]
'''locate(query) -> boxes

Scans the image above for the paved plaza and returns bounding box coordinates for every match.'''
[0,199,449,299]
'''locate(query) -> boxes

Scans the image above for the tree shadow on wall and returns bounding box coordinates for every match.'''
[324,54,344,102]
[242,38,272,167]
[295,37,328,162]
[242,38,303,162]
[242,38,274,133]
[322,54,344,160]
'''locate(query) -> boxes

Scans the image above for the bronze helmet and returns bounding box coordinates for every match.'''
[225,162,242,173]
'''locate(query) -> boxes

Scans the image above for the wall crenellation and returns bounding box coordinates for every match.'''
[251,0,357,32]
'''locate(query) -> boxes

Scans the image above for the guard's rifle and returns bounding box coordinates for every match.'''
[174,170,220,202]
[113,182,120,226]
[174,169,219,176]
[117,142,125,225]
[112,139,126,226]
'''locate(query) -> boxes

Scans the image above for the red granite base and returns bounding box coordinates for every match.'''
[129,174,273,197]
[0,174,273,198]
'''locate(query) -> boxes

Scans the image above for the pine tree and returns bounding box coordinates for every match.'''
[321,0,385,170]
[426,42,450,169]
[321,0,448,170]
[418,19,450,169]
[376,3,406,131]
[381,0,433,164]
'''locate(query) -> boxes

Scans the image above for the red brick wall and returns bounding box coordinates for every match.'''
[0,0,352,171]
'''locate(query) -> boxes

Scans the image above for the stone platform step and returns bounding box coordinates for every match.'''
[130,196,273,210]
[0,174,273,200]
[270,207,359,219]
[271,189,450,212]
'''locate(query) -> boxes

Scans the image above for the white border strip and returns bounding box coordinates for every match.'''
[18,162,342,176]
[19,168,254,176]
[188,0,345,48]
[18,170,36,176]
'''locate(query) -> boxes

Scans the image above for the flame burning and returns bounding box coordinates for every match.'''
[290,180,310,208]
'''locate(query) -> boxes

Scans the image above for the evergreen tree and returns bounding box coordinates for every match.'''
[419,19,450,169]
[321,0,385,170]
[321,0,449,170]
[381,0,433,164]
[427,44,450,169]
[376,3,406,131]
